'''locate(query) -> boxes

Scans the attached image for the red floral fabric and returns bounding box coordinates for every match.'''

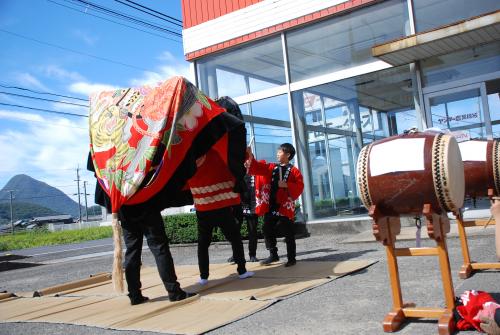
[89,76,224,212]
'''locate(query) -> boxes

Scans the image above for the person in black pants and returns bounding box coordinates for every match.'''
[262,212,296,265]
[229,175,259,263]
[119,207,194,305]
[196,207,253,283]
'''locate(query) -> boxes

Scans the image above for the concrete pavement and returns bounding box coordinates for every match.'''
[0,221,498,335]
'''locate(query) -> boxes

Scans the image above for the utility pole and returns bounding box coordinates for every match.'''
[6,190,14,234]
[83,181,89,222]
[75,167,82,223]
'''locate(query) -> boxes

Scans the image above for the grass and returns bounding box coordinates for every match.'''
[0,213,268,251]
[0,226,113,251]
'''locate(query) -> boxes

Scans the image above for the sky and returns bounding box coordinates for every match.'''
[0,0,191,206]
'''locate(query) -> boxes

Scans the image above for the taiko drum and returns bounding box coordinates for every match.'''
[458,139,500,197]
[357,132,464,216]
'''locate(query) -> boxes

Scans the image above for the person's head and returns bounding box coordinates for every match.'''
[277,143,295,164]
[215,96,243,121]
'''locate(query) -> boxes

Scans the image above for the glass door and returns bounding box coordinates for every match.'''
[424,83,492,139]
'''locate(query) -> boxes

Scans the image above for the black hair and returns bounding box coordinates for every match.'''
[215,96,243,121]
[279,143,295,161]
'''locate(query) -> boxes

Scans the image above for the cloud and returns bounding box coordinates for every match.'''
[73,29,98,46]
[13,73,50,91]
[157,51,177,62]
[0,109,45,122]
[50,101,89,115]
[0,115,95,203]
[0,92,17,103]
[129,65,192,87]
[69,81,117,96]
[41,65,85,82]
[129,51,192,87]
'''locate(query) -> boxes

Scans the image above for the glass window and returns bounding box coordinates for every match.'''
[487,79,500,123]
[253,124,292,163]
[286,0,408,82]
[302,92,325,127]
[429,88,486,139]
[293,65,415,136]
[328,134,364,215]
[250,94,290,122]
[414,0,500,33]
[421,42,500,87]
[239,103,250,115]
[292,65,416,218]
[305,130,366,218]
[308,131,333,218]
[387,109,418,135]
[196,36,285,98]
[493,124,500,139]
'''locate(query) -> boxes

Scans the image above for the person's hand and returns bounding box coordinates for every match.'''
[278,180,288,188]
[475,302,500,321]
[480,316,500,335]
[246,147,254,161]
[491,198,500,218]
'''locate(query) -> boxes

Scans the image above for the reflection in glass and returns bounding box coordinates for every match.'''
[239,103,251,115]
[387,110,418,135]
[486,79,500,139]
[196,37,285,98]
[307,131,332,217]
[305,130,365,219]
[328,134,363,216]
[421,42,500,87]
[493,124,500,139]
[414,0,499,32]
[253,124,292,163]
[294,65,415,137]
[487,79,500,122]
[251,94,290,122]
[292,65,416,217]
[430,88,486,139]
[286,0,408,82]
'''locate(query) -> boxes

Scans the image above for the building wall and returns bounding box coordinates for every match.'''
[181,0,260,29]
[182,0,381,59]
[181,0,500,221]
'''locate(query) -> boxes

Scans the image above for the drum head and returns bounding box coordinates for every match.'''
[494,140,500,195]
[434,134,464,212]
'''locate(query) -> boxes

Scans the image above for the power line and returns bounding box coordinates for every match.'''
[114,0,183,28]
[0,91,89,108]
[0,83,87,102]
[47,0,182,43]
[124,0,182,24]
[0,102,88,118]
[69,0,182,37]
[0,28,151,72]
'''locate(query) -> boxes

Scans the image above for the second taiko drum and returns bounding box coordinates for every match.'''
[458,139,500,198]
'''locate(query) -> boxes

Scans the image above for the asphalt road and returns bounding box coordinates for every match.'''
[0,224,498,335]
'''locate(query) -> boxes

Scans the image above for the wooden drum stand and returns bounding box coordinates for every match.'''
[454,189,500,279]
[370,204,455,335]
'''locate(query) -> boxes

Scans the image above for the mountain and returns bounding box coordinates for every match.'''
[0,174,83,219]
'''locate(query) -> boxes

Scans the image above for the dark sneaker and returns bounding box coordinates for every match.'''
[128,293,149,305]
[168,289,196,302]
[285,259,297,267]
[260,253,279,265]
[249,256,259,262]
